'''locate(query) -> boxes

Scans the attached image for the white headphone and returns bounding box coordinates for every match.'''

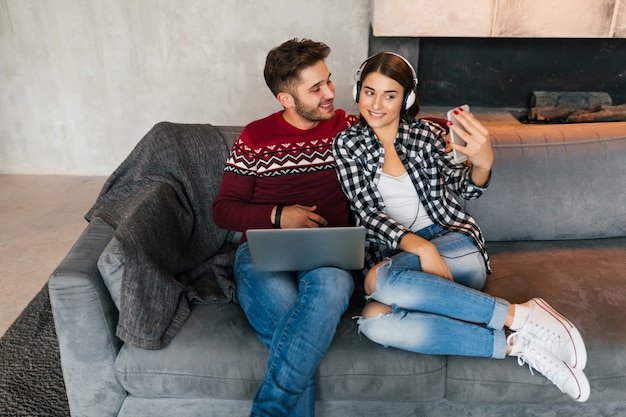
[352,52,418,110]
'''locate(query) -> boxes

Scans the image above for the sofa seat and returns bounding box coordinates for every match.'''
[446,237,626,405]
[113,236,626,406]
[116,301,447,402]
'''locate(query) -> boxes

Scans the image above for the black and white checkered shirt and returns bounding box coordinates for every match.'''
[333,118,491,272]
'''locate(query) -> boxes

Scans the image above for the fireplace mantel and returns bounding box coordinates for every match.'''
[373,0,626,38]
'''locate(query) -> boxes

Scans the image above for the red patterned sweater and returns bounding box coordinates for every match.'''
[213,110,358,240]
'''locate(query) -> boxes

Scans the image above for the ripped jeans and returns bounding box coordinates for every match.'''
[358,225,509,359]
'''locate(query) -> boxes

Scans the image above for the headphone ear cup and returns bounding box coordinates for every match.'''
[404,90,416,109]
[352,82,361,103]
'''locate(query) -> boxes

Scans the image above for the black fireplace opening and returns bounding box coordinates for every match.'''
[369,35,626,121]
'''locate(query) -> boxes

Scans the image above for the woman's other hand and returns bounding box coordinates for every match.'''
[400,233,454,281]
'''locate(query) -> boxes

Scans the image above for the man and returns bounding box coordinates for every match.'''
[212,39,359,417]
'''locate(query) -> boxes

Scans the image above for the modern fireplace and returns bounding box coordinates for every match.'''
[369,0,626,120]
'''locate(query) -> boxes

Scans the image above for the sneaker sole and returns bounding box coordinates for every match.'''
[568,365,591,402]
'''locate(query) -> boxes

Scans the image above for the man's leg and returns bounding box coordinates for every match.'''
[234,243,354,417]
[253,267,353,417]
[234,243,298,347]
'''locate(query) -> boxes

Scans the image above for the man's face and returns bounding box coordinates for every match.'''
[289,60,336,125]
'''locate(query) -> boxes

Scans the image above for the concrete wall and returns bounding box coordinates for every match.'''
[0,0,371,175]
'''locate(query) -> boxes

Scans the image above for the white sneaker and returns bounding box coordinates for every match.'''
[508,334,590,402]
[513,298,587,370]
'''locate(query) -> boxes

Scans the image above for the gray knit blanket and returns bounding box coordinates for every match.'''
[85,122,236,350]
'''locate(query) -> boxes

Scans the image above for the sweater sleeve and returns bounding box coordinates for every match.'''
[212,172,275,233]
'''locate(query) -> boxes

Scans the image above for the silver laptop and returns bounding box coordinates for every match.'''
[246,226,366,272]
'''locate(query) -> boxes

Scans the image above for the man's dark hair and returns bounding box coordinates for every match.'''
[264,38,331,97]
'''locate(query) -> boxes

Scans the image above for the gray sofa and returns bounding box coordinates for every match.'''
[49,120,626,417]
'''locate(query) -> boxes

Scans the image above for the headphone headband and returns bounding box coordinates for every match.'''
[352,52,418,109]
[354,52,418,87]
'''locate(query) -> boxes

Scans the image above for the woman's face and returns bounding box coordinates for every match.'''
[358,71,404,133]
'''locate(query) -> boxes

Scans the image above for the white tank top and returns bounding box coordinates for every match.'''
[378,172,434,232]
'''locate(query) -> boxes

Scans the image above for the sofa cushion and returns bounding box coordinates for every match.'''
[464,122,626,241]
[317,305,446,402]
[115,302,265,399]
[115,302,446,402]
[445,238,626,404]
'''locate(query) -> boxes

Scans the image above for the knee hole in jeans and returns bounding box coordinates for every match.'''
[361,301,391,318]
[364,260,390,295]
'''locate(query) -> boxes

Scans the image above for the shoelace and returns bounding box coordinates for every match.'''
[521,321,573,364]
[508,334,569,388]
[524,321,568,348]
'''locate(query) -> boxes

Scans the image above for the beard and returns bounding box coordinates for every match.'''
[293,95,335,122]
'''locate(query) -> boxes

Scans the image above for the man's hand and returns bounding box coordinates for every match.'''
[273,204,328,228]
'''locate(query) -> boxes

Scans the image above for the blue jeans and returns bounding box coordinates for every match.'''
[234,242,354,417]
[359,225,509,359]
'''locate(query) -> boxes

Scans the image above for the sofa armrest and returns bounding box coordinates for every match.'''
[48,217,126,417]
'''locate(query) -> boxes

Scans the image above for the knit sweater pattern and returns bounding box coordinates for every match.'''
[213,110,358,236]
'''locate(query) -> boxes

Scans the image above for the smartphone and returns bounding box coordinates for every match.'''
[446,104,470,163]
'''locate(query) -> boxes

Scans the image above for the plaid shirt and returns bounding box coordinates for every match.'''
[333,118,491,272]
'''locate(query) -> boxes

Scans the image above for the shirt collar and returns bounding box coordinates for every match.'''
[360,119,412,146]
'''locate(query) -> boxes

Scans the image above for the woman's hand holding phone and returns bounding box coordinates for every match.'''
[446,104,471,163]
[446,105,493,186]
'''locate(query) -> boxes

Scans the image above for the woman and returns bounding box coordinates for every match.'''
[333,52,589,402]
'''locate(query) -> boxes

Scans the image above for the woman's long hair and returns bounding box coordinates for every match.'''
[356,52,420,125]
